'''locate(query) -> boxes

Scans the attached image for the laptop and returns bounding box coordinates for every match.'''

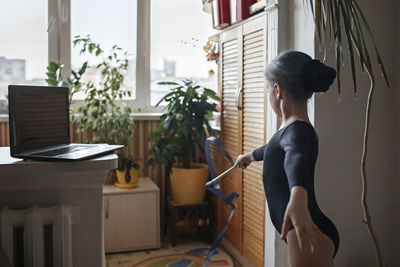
[8,85,123,161]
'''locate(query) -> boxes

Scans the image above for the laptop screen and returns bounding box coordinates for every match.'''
[8,85,70,155]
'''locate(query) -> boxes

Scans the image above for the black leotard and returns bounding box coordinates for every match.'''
[252,120,339,258]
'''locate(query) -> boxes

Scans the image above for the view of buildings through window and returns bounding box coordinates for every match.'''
[150,0,217,106]
[0,1,48,113]
[0,1,217,113]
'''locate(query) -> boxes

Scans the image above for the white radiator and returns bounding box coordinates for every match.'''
[0,205,79,267]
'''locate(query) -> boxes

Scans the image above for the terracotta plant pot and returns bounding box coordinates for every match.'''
[115,167,140,189]
[170,163,209,204]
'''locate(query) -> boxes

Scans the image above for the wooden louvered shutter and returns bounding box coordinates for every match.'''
[241,16,266,267]
[217,14,268,266]
[219,27,243,251]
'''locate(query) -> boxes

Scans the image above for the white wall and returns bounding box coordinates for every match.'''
[313,0,399,266]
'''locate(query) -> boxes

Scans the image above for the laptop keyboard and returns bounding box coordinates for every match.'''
[32,145,92,157]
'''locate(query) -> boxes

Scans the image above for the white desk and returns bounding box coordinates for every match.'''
[0,147,117,267]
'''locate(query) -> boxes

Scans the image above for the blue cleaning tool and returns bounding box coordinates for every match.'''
[203,137,239,267]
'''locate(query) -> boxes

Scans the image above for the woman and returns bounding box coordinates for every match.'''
[235,51,339,267]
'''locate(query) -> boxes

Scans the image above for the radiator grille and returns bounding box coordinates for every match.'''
[0,205,78,267]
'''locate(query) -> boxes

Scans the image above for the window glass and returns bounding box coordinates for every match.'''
[71,0,137,100]
[0,1,48,113]
[151,0,217,106]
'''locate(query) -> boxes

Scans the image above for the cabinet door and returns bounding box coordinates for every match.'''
[242,15,266,267]
[219,26,243,251]
[104,192,158,252]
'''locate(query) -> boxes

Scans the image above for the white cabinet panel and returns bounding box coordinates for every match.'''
[103,178,160,253]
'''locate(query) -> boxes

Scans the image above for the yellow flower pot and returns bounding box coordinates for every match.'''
[170,163,209,204]
[115,167,140,189]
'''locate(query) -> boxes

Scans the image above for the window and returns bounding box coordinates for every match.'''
[150,0,217,106]
[0,1,48,114]
[71,0,137,100]
[1,0,217,114]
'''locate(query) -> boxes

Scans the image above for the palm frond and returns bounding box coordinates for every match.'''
[308,0,390,95]
[339,0,357,95]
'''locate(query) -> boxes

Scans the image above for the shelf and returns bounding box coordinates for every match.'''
[103,177,159,195]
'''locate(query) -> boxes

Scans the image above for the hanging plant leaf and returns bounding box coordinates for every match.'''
[308,0,390,94]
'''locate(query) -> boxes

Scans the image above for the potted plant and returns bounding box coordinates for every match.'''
[116,154,140,188]
[147,80,219,204]
[46,35,139,188]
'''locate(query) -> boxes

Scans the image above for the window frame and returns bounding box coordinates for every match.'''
[50,0,162,113]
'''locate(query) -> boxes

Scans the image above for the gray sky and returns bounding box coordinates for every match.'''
[1,0,216,80]
[71,0,137,68]
[0,1,47,80]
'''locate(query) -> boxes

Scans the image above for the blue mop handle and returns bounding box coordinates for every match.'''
[203,176,238,266]
[203,137,238,266]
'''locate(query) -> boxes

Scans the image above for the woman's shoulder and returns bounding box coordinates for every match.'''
[279,120,318,148]
[279,120,315,135]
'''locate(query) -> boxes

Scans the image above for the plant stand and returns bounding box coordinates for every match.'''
[167,199,213,246]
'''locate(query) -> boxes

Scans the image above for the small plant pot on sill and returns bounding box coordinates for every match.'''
[170,163,209,204]
[115,168,140,189]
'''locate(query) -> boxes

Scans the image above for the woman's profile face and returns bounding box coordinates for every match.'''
[268,84,282,118]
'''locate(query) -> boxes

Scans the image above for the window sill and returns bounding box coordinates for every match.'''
[0,115,8,123]
[131,113,162,121]
[0,113,162,123]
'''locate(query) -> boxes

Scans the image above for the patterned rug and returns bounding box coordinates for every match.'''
[106,242,234,267]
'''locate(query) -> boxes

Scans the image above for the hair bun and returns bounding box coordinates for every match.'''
[302,59,336,93]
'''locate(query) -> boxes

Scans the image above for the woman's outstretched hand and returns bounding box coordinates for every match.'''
[281,186,327,254]
[235,151,254,169]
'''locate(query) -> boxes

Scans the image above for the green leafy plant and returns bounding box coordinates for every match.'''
[46,61,65,87]
[46,35,138,175]
[307,1,391,266]
[147,80,220,174]
[118,155,140,183]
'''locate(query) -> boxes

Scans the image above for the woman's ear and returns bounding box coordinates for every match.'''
[274,83,284,100]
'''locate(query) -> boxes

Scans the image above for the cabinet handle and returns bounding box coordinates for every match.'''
[235,87,243,109]
[105,199,109,219]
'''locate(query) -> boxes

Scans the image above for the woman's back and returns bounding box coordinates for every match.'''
[252,120,339,257]
[236,50,339,266]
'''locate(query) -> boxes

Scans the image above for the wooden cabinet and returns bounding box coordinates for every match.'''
[103,177,160,253]
[217,13,268,267]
